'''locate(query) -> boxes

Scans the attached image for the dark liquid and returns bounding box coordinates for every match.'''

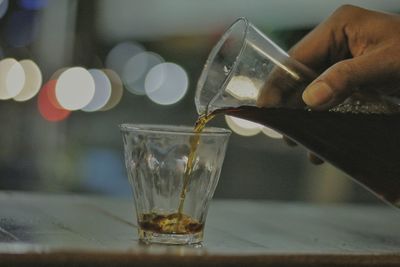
[139,213,203,235]
[142,115,214,235]
[220,106,400,206]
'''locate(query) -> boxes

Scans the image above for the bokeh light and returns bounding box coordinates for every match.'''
[100,69,123,111]
[18,0,48,10]
[46,79,62,109]
[122,51,164,95]
[105,41,144,76]
[5,10,38,47]
[38,80,70,122]
[226,75,258,101]
[48,68,67,108]
[55,67,95,110]
[145,62,188,105]
[50,67,68,80]
[225,115,262,136]
[0,58,25,100]
[262,126,283,139]
[82,69,112,112]
[0,0,8,19]
[14,59,42,102]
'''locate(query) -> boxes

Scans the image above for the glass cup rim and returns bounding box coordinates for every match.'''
[195,17,250,115]
[119,123,231,136]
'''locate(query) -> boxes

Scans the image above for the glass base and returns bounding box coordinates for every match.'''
[139,229,203,245]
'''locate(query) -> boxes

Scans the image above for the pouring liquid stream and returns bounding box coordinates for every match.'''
[177,113,216,215]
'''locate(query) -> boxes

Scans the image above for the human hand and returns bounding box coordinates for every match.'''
[291,5,400,109]
[258,5,400,164]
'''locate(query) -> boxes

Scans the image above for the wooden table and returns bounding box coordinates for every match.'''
[0,191,399,266]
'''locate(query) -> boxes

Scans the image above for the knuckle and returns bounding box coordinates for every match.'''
[328,5,362,33]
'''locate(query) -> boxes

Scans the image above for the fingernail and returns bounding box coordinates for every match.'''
[302,82,333,107]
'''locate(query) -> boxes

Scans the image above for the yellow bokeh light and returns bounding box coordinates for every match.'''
[14,59,42,102]
[100,69,123,111]
[0,58,25,100]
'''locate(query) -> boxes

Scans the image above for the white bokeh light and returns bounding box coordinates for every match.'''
[145,62,188,105]
[0,58,25,100]
[105,41,144,75]
[100,69,123,111]
[226,75,259,101]
[262,126,283,139]
[14,59,42,101]
[82,69,112,112]
[55,67,95,110]
[122,51,164,95]
[225,115,262,136]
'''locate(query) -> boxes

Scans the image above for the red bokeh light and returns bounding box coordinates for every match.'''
[37,80,70,122]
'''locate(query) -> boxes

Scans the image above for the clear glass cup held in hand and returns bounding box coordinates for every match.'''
[195,17,317,116]
[120,124,230,245]
[195,17,400,116]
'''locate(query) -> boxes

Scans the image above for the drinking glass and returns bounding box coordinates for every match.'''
[195,17,317,116]
[120,124,230,245]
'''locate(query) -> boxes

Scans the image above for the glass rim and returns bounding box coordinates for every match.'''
[217,17,249,90]
[195,17,250,114]
[119,123,231,136]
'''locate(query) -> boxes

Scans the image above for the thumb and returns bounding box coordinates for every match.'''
[302,53,389,109]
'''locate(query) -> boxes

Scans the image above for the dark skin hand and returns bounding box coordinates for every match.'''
[258,5,400,164]
[293,5,400,109]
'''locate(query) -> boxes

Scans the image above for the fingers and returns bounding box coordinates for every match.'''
[295,5,400,109]
[302,60,353,109]
[289,5,375,70]
[257,6,352,109]
[302,46,400,109]
[260,5,400,110]
[257,56,319,108]
[288,8,350,72]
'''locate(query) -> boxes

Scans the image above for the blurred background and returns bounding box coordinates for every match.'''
[0,0,399,204]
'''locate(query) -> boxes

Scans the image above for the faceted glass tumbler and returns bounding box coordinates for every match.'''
[120,124,231,245]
